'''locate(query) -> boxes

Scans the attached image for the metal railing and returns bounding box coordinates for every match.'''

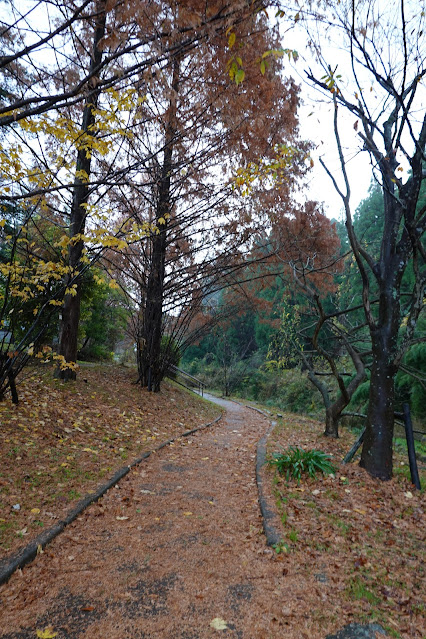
[167,365,205,396]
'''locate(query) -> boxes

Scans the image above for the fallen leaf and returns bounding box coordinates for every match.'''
[210,617,228,630]
[404,491,413,499]
[116,516,129,521]
[31,508,40,514]
[183,511,193,516]
[36,627,57,638]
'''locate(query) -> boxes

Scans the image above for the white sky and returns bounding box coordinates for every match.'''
[296,91,373,221]
[280,40,373,221]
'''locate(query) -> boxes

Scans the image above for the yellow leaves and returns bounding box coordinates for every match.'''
[0,219,5,227]
[53,354,78,372]
[183,511,193,516]
[233,143,299,194]
[108,279,120,290]
[321,68,342,94]
[93,273,105,285]
[31,508,40,514]
[65,285,78,297]
[227,51,244,85]
[228,32,236,49]
[210,618,228,631]
[55,235,70,250]
[234,69,245,85]
[36,627,57,639]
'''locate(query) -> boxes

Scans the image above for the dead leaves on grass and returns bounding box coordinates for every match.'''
[0,366,219,555]
[266,414,426,637]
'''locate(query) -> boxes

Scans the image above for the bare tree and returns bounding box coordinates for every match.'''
[298,0,426,479]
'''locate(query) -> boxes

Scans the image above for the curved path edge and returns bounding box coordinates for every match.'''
[255,420,283,547]
[205,394,284,547]
[0,414,222,587]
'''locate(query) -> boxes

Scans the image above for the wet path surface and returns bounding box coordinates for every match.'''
[0,397,318,639]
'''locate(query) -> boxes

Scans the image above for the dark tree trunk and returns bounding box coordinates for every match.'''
[56,2,106,380]
[324,406,339,438]
[360,329,396,480]
[324,347,366,438]
[358,162,402,479]
[138,56,180,392]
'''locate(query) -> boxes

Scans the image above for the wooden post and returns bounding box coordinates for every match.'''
[343,427,366,464]
[402,403,421,490]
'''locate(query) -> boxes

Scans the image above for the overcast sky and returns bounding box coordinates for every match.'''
[277,1,425,221]
[281,36,373,221]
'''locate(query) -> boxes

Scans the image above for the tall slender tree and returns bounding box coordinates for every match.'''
[297,0,426,479]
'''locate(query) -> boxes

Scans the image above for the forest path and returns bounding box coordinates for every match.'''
[0,396,319,639]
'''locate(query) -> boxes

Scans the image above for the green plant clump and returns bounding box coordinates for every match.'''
[269,446,336,483]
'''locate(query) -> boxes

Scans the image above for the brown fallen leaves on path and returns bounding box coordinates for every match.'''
[0,386,424,638]
[1,397,326,638]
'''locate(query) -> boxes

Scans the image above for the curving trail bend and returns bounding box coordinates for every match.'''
[0,396,319,639]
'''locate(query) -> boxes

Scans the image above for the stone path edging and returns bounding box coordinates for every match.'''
[255,420,283,547]
[241,404,283,546]
[0,414,222,587]
[210,396,284,547]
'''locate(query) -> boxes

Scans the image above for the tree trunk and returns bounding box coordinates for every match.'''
[138,167,170,393]
[324,406,339,438]
[56,2,106,380]
[360,331,396,480]
[138,56,180,392]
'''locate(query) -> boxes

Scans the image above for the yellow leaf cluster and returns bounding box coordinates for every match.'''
[232,143,302,194]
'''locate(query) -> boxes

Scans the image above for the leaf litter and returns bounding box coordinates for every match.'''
[0,388,424,638]
[263,413,425,638]
[0,364,220,556]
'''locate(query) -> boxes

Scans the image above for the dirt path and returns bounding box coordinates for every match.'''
[0,397,321,638]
